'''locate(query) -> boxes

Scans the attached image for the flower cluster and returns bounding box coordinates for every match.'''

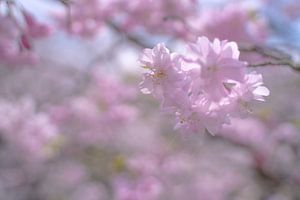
[139,36,270,134]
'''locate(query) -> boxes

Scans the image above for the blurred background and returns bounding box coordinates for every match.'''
[0,0,300,199]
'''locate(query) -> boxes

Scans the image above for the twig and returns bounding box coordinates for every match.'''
[106,21,152,49]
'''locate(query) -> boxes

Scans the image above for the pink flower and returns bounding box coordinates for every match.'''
[139,43,184,99]
[188,37,247,100]
[229,72,270,115]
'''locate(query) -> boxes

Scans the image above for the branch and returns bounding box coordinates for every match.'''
[106,21,152,49]
[95,19,300,73]
[240,44,300,72]
[239,44,291,60]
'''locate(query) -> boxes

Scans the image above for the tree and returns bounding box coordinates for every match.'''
[0,0,299,199]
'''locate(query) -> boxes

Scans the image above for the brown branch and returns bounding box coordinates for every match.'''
[239,44,289,60]
[248,61,300,71]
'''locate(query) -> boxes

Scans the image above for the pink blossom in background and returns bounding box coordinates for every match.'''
[0,98,58,161]
[188,3,270,63]
[22,10,52,38]
[114,176,162,200]
[191,3,269,44]
[56,0,106,38]
[0,4,51,67]
[0,16,38,66]
[221,118,267,148]
[113,0,197,38]
[49,71,137,145]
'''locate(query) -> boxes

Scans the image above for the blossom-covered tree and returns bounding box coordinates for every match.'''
[0,0,300,199]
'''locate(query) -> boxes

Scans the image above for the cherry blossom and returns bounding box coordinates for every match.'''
[140,36,270,134]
